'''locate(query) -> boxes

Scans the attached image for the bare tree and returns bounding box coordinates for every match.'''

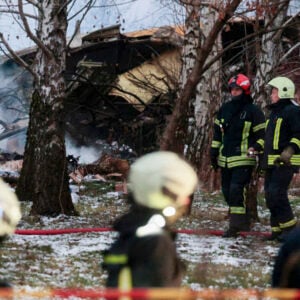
[186,3,223,191]
[253,0,291,110]
[160,0,242,154]
[0,0,81,215]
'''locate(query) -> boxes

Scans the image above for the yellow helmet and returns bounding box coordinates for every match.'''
[0,179,21,236]
[128,151,198,210]
[268,77,295,99]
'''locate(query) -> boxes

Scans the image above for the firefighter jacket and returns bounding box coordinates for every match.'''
[263,99,300,169]
[211,95,265,168]
[272,227,300,287]
[102,205,184,288]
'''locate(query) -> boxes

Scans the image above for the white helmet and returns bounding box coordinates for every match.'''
[0,179,21,236]
[128,151,198,210]
[268,77,295,99]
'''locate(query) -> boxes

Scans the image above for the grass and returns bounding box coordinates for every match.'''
[0,179,299,291]
[185,263,271,288]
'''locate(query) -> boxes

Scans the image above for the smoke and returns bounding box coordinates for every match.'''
[65,135,104,164]
[0,65,30,154]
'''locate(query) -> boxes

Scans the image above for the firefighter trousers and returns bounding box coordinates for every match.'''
[264,166,296,232]
[221,166,253,212]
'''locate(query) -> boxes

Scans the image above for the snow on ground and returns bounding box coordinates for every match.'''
[0,173,293,294]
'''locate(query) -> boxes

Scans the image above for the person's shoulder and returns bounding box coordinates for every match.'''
[130,230,174,254]
[134,229,174,246]
[247,101,260,109]
[219,100,234,111]
[285,101,300,114]
[248,103,264,114]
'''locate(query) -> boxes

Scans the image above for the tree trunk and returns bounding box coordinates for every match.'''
[160,0,242,154]
[161,2,201,154]
[253,0,290,110]
[186,5,222,189]
[248,0,290,220]
[16,1,76,216]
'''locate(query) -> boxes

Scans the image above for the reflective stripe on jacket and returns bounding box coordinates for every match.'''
[263,99,300,168]
[211,98,265,168]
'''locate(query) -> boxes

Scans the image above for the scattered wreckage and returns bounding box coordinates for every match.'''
[0,146,132,194]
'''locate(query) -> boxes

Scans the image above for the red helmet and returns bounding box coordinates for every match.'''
[228,74,251,95]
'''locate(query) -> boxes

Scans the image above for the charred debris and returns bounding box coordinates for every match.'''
[0,17,299,169]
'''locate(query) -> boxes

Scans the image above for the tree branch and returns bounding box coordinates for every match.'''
[0,32,38,82]
[202,22,298,75]
[25,0,39,7]
[191,0,242,83]
[0,8,37,19]
[67,0,95,22]
[18,0,52,58]
[179,0,218,11]
[279,42,300,63]
[67,1,96,48]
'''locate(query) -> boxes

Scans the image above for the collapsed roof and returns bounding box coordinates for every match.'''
[0,17,299,154]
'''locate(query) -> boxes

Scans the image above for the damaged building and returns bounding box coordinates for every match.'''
[0,16,299,156]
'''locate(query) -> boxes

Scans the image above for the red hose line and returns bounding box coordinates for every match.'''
[14,227,271,237]
[14,227,113,235]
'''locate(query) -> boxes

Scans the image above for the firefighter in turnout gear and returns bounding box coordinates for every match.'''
[272,227,300,288]
[210,74,265,238]
[263,76,299,242]
[102,151,198,289]
[0,178,21,287]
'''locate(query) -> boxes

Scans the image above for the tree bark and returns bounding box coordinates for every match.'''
[161,2,201,154]
[160,0,242,154]
[186,5,222,189]
[253,0,290,110]
[16,0,76,216]
[248,0,290,220]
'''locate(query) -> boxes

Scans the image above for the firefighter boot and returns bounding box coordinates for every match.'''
[222,213,250,238]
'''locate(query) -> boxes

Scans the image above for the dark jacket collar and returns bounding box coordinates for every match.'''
[267,98,292,111]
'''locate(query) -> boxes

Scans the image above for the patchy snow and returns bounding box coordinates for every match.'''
[0,170,294,293]
[12,231,115,258]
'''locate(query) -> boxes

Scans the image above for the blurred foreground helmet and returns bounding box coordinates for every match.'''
[228,74,251,95]
[128,151,198,210]
[268,77,295,99]
[0,179,21,237]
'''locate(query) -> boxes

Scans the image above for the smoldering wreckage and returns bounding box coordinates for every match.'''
[0,17,299,185]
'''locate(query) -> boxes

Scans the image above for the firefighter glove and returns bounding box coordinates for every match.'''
[274,146,295,166]
[247,147,257,158]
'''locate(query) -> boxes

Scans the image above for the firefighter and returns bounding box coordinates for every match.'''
[210,74,265,238]
[272,227,300,288]
[102,151,198,288]
[262,76,299,242]
[0,178,21,287]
